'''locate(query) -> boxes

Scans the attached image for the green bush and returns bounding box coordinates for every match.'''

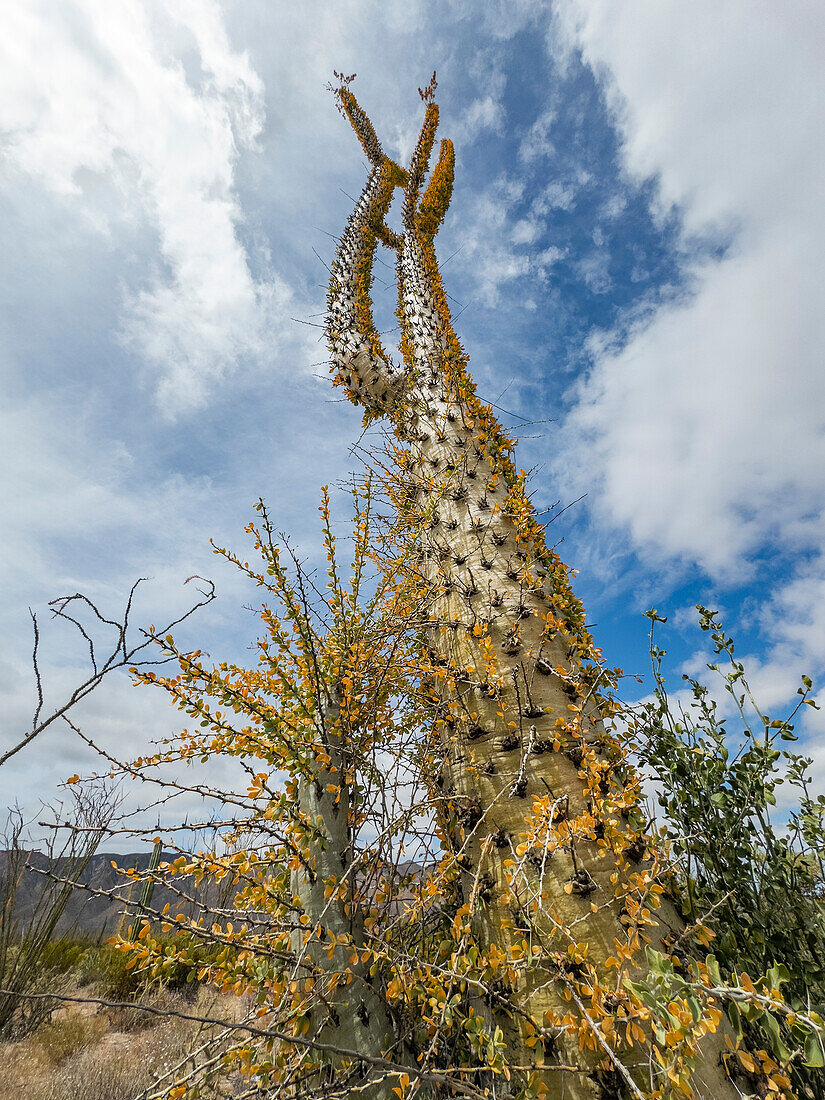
[630,606,825,1099]
[80,932,206,1002]
[38,937,93,977]
[145,931,202,994]
[79,943,143,1000]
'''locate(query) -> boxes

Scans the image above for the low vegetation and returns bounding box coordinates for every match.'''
[0,929,236,1100]
[0,797,110,1040]
[27,1018,195,1100]
[630,607,825,1099]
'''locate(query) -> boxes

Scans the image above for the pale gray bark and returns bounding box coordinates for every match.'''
[290,693,402,1096]
[324,107,743,1097]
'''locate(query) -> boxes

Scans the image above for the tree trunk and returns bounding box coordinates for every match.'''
[326,82,742,1099]
[290,693,401,1096]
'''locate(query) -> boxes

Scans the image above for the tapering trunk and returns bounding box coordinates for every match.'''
[290,697,400,1095]
[325,83,741,1099]
[391,232,737,1099]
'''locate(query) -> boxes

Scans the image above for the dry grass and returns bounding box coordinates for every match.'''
[105,984,195,1034]
[0,988,240,1100]
[27,1013,196,1100]
[33,1010,108,1066]
[27,1012,195,1100]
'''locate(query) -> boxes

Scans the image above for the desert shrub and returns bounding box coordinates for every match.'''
[83,932,206,1002]
[82,943,143,1001]
[631,607,825,1098]
[140,932,203,996]
[38,937,93,977]
[33,1011,107,1066]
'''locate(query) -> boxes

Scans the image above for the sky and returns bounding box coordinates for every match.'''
[2,0,824,848]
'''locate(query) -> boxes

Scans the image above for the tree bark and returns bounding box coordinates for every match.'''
[326,83,742,1099]
[290,693,401,1096]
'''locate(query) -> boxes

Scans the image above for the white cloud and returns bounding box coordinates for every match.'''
[511,217,541,245]
[451,177,534,306]
[575,249,611,294]
[0,395,228,598]
[551,0,825,745]
[455,95,502,145]
[519,107,557,165]
[541,181,579,211]
[553,2,825,577]
[536,245,565,271]
[0,0,278,415]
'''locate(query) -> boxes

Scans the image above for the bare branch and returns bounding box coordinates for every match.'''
[2,576,216,769]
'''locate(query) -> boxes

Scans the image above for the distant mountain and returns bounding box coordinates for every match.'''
[0,850,223,940]
[0,850,431,941]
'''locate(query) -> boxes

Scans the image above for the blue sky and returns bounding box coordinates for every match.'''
[2,1,824,844]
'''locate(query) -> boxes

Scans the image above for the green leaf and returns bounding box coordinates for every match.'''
[760,1011,790,1063]
[728,1001,743,1041]
[804,1031,825,1068]
[766,962,791,988]
[645,609,668,623]
[706,954,722,986]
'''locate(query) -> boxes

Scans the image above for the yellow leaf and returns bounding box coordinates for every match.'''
[738,1051,757,1073]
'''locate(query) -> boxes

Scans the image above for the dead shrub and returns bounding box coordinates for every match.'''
[105,985,188,1033]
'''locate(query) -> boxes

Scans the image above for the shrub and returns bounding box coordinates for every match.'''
[33,1012,107,1066]
[631,607,825,1098]
[81,932,206,1003]
[38,937,93,977]
[81,944,143,1001]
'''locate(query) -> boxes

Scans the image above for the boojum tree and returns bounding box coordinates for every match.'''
[94,76,802,1100]
[324,74,748,1099]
